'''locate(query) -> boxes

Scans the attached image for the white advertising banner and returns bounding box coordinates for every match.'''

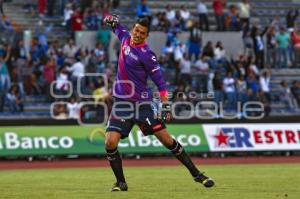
[203,124,300,152]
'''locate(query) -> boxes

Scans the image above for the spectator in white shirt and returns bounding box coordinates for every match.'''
[223,72,235,93]
[223,71,237,111]
[259,71,271,102]
[193,55,210,92]
[165,4,175,22]
[179,5,191,30]
[55,66,71,96]
[194,55,209,73]
[63,38,78,64]
[179,53,191,79]
[239,0,251,28]
[173,42,186,84]
[197,0,209,31]
[214,41,226,61]
[249,58,260,76]
[62,3,73,28]
[179,53,192,86]
[174,42,186,62]
[67,58,85,78]
[67,96,80,119]
[67,57,85,93]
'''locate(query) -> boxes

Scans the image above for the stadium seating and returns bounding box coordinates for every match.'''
[1,0,300,119]
[4,0,300,38]
[0,95,51,119]
[269,69,300,115]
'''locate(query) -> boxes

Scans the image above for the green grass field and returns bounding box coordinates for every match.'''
[0,164,300,199]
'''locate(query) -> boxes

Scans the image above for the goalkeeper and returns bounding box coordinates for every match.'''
[103,14,215,191]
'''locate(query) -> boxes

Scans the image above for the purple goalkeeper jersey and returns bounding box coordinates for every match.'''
[112,24,167,102]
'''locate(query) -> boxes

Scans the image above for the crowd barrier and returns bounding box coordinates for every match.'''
[1,122,299,156]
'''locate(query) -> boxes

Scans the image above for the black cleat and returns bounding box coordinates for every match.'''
[194,173,215,188]
[111,182,128,191]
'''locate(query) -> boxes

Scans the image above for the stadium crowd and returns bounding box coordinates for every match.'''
[0,0,300,119]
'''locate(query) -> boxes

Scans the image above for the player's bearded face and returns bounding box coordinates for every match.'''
[131,24,148,45]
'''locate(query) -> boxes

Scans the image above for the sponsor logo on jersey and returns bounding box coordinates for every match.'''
[123,45,131,55]
[122,45,138,61]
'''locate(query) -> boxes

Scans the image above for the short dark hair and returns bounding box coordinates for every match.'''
[135,17,151,33]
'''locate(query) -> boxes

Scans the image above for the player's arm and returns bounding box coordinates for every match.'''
[142,50,172,122]
[103,14,130,42]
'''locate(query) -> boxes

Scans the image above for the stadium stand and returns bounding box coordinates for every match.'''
[1,0,300,120]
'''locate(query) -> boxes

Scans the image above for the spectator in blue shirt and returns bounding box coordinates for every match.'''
[85,9,99,30]
[246,72,259,94]
[6,84,23,113]
[137,0,151,18]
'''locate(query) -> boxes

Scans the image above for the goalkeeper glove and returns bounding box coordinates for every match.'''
[103,14,119,29]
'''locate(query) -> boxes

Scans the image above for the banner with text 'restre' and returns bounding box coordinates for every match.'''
[203,124,300,152]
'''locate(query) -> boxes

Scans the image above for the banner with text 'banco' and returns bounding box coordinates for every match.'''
[0,125,209,156]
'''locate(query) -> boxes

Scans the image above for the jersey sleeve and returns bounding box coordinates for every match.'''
[141,49,168,94]
[113,24,130,42]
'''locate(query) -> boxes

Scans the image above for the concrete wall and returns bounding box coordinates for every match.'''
[75,31,98,51]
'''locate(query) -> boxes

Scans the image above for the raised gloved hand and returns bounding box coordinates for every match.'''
[103,14,119,29]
